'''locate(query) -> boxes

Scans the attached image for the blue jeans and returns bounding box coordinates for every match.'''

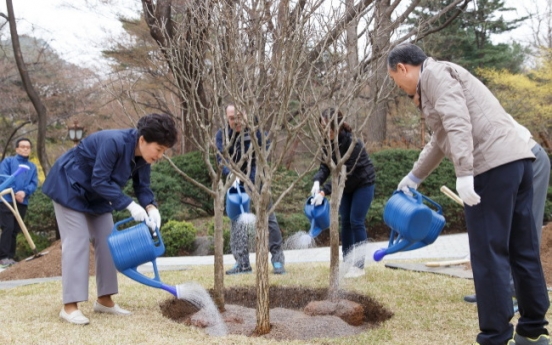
[340,183,375,269]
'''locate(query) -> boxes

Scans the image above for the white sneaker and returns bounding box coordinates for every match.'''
[344,266,365,278]
[93,301,132,315]
[59,308,90,325]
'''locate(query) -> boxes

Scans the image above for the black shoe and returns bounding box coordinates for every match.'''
[225,264,252,275]
[464,294,477,303]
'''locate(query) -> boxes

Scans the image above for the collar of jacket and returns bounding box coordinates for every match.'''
[16,154,29,162]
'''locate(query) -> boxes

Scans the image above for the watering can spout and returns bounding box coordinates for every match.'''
[373,189,446,261]
[122,266,177,297]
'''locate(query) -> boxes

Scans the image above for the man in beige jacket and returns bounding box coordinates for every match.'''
[387,43,550,345]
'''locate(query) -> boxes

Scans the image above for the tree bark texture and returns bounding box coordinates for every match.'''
[213,185,226,311]
[366,0,392,144]
[254,197,271,335]
[6,0,51,175]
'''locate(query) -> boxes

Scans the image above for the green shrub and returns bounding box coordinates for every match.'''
[118,151,214,224]
[276,212,310,239]
[207,217,231,254]
[15,231,51,261]
[160,220,197,256]
[369,149,465,238]
[25,187,58,239]
[152,151,214,219]
[545,186,552,223]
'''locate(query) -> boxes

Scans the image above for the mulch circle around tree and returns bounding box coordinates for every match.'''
[160,286,393,340]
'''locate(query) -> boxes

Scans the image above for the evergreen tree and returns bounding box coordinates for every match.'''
[409,0,529,74]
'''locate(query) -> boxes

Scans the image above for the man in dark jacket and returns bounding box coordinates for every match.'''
[0,138,38,267]
[216,104,285,275]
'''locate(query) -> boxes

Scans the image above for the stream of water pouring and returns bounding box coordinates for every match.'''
[175,282,227,336]
[284,231,316,250]
[339,241,378,281]
[236,213,256,250]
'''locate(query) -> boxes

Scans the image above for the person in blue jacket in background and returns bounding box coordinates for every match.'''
[0,138,38,267]
[42,113,178,325]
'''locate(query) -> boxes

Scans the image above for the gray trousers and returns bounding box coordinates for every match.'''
[230,209,285,268]
[53,202,118,304]
[531,143,550,244]
[505,143,550,298]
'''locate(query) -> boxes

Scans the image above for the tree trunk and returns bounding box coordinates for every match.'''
[367,0,392,144]
[212,182,225,311]
[6,0,51,174]
[254,193,271,335]
[328,166,346,301]
[346,0,359,72]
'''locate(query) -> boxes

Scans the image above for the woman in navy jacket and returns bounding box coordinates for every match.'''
[42,113,177,325]
[311,108,376,278]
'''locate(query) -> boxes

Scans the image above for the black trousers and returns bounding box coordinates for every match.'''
[467,159,549,345]
[0,202,27,259]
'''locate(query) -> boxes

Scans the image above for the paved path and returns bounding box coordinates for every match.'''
[0,233,470,290]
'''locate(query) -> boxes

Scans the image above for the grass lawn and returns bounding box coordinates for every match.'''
[0,261,546,345]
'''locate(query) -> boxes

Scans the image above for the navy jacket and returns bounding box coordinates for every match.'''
[42,129,156,215]
[0,154,38,205]
[215,126,266,183]
[313,131,376,195]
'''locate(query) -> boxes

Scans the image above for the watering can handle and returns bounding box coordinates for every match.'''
[113,217,137,232]
[112,218,162,243]
[392,188,423,204]
[420,193,443,214]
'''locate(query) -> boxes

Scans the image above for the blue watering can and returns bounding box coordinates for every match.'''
[225,183,250,221]
[304,196,330,238]
[373,188,446,261]
[107,217,177,296]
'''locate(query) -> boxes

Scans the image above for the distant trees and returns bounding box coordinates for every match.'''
[0,2,107,170]
[477,59,552,150]
[411,0,528,74]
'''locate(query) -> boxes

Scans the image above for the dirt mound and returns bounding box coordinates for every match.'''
[160,286,393,340]
[0,240,95,281]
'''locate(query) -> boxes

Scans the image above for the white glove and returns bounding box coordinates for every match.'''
[310,181,320,197]
[147,207,161,230]
[456,175,481,206]
[233,177,241,189]
[397,174,418,195]
[311,193,325,206]
[126,201,148,222]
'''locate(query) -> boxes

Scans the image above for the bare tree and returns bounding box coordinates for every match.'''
[0,0,50,174]
[134,0,473,335]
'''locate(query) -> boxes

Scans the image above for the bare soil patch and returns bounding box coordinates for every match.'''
[0,240,95,280]
[159,286,393,341]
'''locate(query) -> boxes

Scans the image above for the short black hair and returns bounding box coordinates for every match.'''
[137,113,178,148]
[387,43,428,71]
[15,138,32,148]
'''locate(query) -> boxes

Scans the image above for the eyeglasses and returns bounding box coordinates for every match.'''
[17,145,31,149]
